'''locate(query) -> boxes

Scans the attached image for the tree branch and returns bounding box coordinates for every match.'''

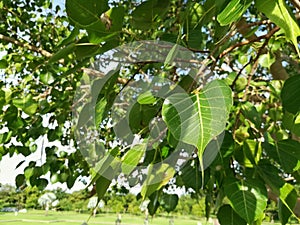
[0,33,52,58]
[219,26,280,58]
[290,0,300,12]
[0,33,121,84]
[82,68,127,84]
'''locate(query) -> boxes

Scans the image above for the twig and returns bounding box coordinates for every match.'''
[290,0,300,12]
[240,20,271,28]
[230,57,253,89]
[0,33,52,58]
[82,68,127,84]
[219,26,280,58]
[242,27,279,101]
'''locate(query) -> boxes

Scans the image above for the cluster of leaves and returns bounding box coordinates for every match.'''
[0,0,300,225]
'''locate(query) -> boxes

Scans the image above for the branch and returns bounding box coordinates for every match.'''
[219,26,280,58]
[82,68,127,84]
[0,33,122,84]
[290,0,300,12]
[0,34,52,58]
[242,28,276,101]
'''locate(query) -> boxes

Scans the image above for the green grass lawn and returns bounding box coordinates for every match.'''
[0,210,284,225]
[0,210,208,225]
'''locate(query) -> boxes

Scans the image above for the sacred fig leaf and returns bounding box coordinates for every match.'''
[255,0,300,55]
[141,163,175,199]
[121,143,146,175]
[130,0,170,30]
[12,94,38,115]
[224,177,268,224]
[87,6,124,44]
[66,0,109,27]
[217,204,247,225]
[217,0,252,26]
[258,53,276,69]
[282,112,300,136]
[137,90,156,105]
[160,193,179,213]
[148,191,160,216]
[265,139,300,173]
[0,59,8,69]
[162,80,232,174]
[48,43,76,64]
[176,158,209,192]
[257,161,298,224]
[281,75,300,114]
[16,174,25,188]
[96,166,113,200]
[278,184,298,225]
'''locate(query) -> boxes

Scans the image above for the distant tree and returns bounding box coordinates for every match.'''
[38,192,57,214]
[0,184,15,208]
[24,186,40,209]
[87,196,104,216]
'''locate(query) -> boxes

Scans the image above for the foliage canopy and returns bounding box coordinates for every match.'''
[0,0,300,224]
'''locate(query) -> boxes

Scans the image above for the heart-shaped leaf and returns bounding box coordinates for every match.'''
[224,177,268,224]
[217,204,247,225]
[162,80,232,175]
[160,193,179,213]
[141,163,175,199]
[121,143,146,175]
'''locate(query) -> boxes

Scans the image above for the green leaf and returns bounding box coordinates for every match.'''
[35,178,48,190]
[89,148,120,186]
[258,53,276,69]
[176,158,208,191]
[241,102,262,129]
[131,0,170,30]
[217,0,252,26]
[224,177,268,224]
[75,43,100,60]
[281,75,300,114]
[0,59,8,69]
[40,72,55,85]
[160,193,179,213]
[66,0,109,27]
[148,191,160,216]
[141,163,175,199]
[87,6,124,44]
[162,80,232,177]
[77,102,93,128]
[257,160,285,194]
[48,43,76,64]
[217,205,247,225]
[257,161,298,224]
[278,183,298,225]
[92,72,118,127]
[255,0,300,55]
[96,167,113,200]
[282,112,300,136]
[137,91,157,105]
[186,2,204,29]
[57,27,80,48]
[266,139,300,173]
[16,174,25,188]
[121,143,146,175]
[0,131,12,144]
[242,139,262,167]
[12,94,38,115]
